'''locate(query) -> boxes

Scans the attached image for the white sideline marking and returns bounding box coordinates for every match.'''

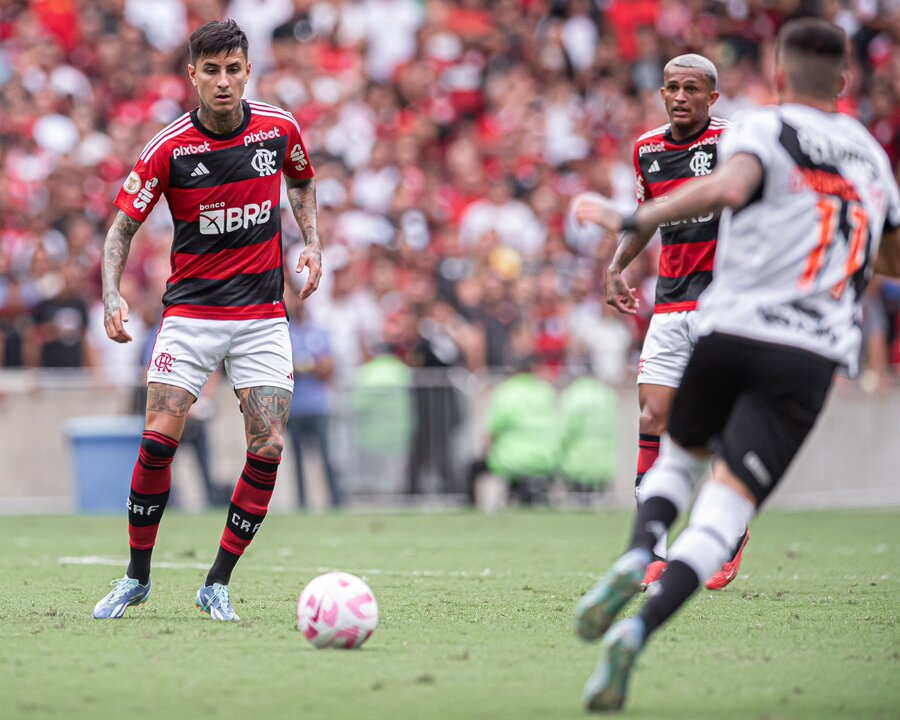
[59,555,501,579]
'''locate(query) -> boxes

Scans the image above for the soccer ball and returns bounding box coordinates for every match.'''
[296,571,378,649]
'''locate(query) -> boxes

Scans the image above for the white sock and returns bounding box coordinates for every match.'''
[669,481,756,583]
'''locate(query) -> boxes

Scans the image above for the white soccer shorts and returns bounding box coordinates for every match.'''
[637,310,699,388]
[146,316,294,397]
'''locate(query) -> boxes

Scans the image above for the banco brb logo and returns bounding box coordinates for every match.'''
[199,200,272,235]
[251,148,277,176]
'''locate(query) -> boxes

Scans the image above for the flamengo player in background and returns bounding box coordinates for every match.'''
[575,54,747,591]
[93,20,320,621]
[572,18,900,712]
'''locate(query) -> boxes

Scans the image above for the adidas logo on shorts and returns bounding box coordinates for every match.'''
[191,162,210,177]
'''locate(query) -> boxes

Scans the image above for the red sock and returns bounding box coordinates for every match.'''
[635,434,661,491]
[220,452,279,556]
[128,431,178,550]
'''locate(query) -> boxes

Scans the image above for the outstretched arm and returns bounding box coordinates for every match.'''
[569,193,659,315]
[101,210,142,343]
[621,154,763,235]
[285,176,322,299]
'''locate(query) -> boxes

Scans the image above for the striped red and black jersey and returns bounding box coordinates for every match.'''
[633,116,729,313]
[114,99,315,321]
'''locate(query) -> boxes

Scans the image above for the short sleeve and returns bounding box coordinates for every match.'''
[113,141,170,222]
[632,142,650,203]
[718,108,778,171]
[282,113,315,181]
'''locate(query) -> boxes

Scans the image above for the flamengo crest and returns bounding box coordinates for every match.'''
[690,151,713,176]
[251,148,278,176]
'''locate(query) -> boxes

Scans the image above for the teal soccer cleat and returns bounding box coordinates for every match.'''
[195,583,240,622]
[574,548,649,641]
[92,577,151,619]
[583,617,646,713]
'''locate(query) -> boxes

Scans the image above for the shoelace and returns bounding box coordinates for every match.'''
[108,578,140,602]
[211,585,233,614]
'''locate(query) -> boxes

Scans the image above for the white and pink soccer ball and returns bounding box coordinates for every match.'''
[297,572,378,649]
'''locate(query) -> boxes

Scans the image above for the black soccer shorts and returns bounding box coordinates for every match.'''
[668,332,836,505]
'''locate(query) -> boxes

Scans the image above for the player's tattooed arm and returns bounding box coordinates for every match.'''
[101,210,142,343]
[286,177,322,299]
[238,386,292,456]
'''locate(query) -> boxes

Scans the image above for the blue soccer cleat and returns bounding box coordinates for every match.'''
[92,576,151,619]
[195,583,240,622]
[574,548,649,642]
[583,617,646,713]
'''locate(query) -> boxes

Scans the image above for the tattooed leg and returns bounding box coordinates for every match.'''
[145,382,195,441]
[237,386,292,458]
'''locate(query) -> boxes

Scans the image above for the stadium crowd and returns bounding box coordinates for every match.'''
[1,0,899,390]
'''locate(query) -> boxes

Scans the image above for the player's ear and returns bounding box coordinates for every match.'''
[188,64,197,86]
[773,66,785,95]
[836,70,850,99]
[708,89,720,108]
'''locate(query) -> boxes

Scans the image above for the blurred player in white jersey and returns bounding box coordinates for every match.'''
[570,18,900,712]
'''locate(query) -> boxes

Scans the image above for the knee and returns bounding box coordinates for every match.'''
[249,441,283,460]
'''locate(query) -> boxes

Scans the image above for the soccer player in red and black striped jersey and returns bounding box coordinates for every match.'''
[93,20,320,621]
[574,55,747,591]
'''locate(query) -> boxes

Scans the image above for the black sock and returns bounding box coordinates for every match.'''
[205,547,240,587]
[629,496,678,554]
[127,547,153,585]
[638,560,700,637]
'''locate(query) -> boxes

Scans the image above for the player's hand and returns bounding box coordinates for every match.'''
[569,192,623,232]
[296,242,322,299]
[103,293,132,343]
[606,268,639,315]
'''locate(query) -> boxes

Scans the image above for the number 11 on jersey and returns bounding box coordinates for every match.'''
[800,195,870,300]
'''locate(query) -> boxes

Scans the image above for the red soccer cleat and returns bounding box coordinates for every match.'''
[705,531,749,591]
[640,560,667,591]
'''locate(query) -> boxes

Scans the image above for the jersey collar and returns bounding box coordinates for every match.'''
[664,117,712,147]
[190,100,252,141]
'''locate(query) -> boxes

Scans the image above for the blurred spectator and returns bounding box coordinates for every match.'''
[286,295,342,509]
[26,257,94,368]
[470,320,560,504]
[558,375,618,490]
[0,0,895,387]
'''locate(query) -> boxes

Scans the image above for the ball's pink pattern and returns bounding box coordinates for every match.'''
[297,572,378,650]
[346,592,375,620]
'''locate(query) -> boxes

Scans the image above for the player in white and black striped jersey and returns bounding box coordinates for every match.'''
[571,18,900,712]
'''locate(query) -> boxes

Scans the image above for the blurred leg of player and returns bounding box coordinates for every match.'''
[636,312,747,591]
[576,333,835,711]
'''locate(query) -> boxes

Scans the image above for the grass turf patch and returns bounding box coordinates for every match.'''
[0,510,897,719]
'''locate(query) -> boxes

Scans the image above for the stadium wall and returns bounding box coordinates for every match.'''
[0,370,897,513]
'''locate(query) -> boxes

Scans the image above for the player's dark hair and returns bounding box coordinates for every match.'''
[777,18,847,98]
[189,19,248,64]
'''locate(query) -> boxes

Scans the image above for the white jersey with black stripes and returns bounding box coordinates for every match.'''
[695,103,900,372]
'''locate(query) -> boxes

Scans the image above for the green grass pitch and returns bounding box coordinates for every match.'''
[0,510,897,719]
